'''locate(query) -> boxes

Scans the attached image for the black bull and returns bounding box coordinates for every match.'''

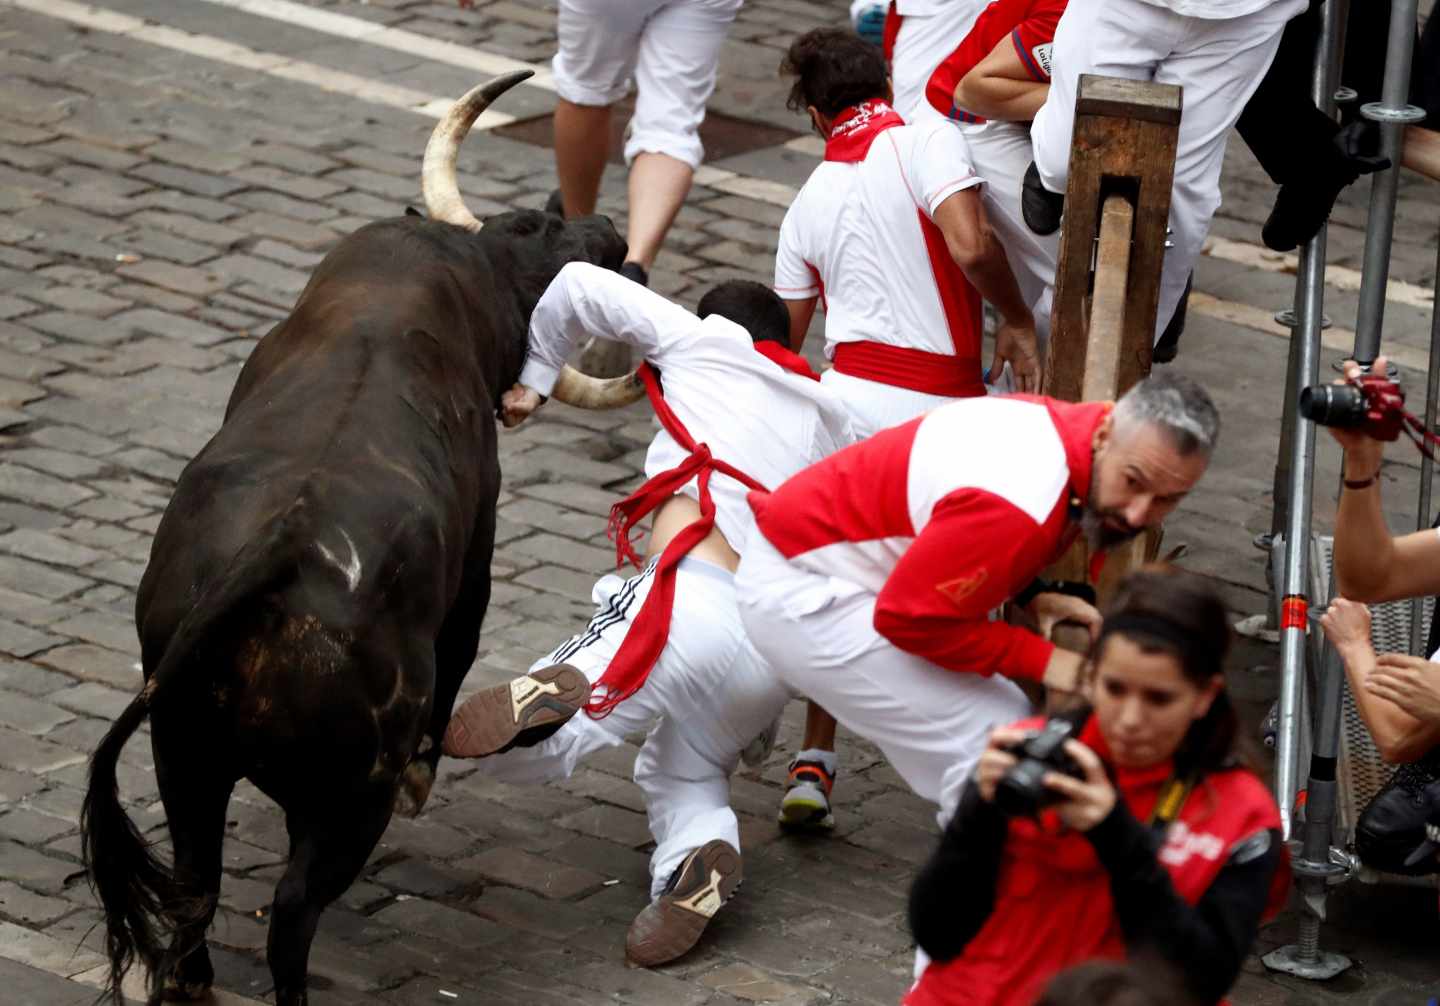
[81,73,626,1006]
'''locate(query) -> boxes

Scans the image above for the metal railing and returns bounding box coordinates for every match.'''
[1264,0,1435,980]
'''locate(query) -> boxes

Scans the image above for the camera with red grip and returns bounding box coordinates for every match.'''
[1298,374,1408,443]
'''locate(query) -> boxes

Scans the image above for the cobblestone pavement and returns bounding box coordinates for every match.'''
[0,0,1438,1003]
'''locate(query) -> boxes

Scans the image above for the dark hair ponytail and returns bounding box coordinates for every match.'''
[780,28,890,119]
[1097,565,1241,775]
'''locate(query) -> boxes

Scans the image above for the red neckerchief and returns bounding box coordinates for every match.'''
[587,363,768,717]
[824,100,906,162]
[753,340,820,381]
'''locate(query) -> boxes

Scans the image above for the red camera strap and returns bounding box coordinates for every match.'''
[1401,410,1440,462]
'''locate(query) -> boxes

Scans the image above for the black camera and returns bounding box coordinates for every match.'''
[993,718,1085,818]
[1297,374,1406,441]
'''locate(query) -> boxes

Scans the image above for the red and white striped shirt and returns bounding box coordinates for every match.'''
[748,395,1111,681]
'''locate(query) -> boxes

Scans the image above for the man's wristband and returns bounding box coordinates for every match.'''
[1343,470,1379,490]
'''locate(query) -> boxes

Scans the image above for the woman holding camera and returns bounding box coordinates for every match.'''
[1320,353,1440,745]
[906,566,1285,1006]
[1316,353,1440,873]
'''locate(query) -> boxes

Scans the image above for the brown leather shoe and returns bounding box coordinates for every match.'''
[442,664,590,758]
[626,839,742,967]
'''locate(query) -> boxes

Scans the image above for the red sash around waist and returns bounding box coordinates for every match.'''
[586,362,767,718]
[832,340,985,398]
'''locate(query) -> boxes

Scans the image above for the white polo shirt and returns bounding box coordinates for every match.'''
[774,111,985,365]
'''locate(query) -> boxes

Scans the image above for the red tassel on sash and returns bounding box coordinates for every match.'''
[587,363,766,718]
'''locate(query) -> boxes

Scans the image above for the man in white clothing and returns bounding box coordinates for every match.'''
[1024,0,1307,340]
[503,0,744,286]
[777,28,1041,440]
[924,0,1066,356]
[443,264,853,967]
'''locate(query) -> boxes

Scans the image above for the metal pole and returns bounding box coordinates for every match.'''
[1351,0,1425,364]
[1273,0,1345,837]
[1263,635,1353,978]
[1408,232,1440,655]
[1267,0,1348,545]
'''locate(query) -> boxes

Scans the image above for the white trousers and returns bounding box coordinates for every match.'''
[819,367,960,440]
[961,120,1057,353]
[734,534,1032,823]
[474,557,792,896]
[1029,0,1304,338]
[552,0,743,168]
[889,3,988,125]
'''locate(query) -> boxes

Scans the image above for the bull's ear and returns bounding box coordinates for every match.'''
[404,206,423,218]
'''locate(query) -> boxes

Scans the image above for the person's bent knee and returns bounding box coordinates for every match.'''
[623,132,704,171]
[553,75,628,109]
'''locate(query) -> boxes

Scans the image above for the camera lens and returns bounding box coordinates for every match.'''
[1298,384,1367,429]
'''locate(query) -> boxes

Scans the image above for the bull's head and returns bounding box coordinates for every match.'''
[423,72,644,411]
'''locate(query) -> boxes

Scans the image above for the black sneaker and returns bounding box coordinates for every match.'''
[1261,121,1389,252]
[619,261,649,287]
[626,839,742,967]
[1021,161,1064,236]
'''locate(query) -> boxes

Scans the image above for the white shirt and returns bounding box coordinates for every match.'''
[774,118,982,360]
[1133,0,1277,17]
[520,263,855,555]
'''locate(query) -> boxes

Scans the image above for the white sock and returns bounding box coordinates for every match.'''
[793,747,838,777]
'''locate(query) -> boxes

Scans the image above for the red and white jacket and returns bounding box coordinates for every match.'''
[748,394,1110,682]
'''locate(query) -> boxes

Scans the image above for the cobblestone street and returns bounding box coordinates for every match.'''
[0,0,1437,1003]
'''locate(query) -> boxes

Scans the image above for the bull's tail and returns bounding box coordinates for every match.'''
[82,511,298,1004]
[84,691,174,1003]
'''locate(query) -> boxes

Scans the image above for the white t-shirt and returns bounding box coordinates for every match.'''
[774,118,983,361]
[520,263,856,556]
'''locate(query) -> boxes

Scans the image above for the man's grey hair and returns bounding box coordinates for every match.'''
[1112,371,1220,455]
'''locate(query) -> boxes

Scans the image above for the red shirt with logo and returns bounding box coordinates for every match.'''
[926,0,1067,123]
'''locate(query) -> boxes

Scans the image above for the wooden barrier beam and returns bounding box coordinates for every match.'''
[1039,75,1180,602]
[1044,75,1181,404]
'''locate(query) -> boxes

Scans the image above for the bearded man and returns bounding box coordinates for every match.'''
[734,371,1220,817]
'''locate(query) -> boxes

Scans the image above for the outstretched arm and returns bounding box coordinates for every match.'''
[519,261,699,396]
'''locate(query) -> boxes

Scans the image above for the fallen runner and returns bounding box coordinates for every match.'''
[443,262,853,966]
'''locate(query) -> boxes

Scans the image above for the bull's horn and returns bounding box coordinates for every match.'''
[550,365,646,409]
[422,70,534,232]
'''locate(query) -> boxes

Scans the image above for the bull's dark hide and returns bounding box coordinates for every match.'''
[82,209,624,1006]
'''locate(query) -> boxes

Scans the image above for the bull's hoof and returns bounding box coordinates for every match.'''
[393,760,434,818]
[161,975,211,1001]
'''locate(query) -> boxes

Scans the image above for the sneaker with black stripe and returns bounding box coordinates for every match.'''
[442,663,590,758]
[626,839,742,967]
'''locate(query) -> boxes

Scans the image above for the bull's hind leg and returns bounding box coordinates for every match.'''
[267,785,392,1006]
[397,548,494,818]
[151,726,234,1001]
